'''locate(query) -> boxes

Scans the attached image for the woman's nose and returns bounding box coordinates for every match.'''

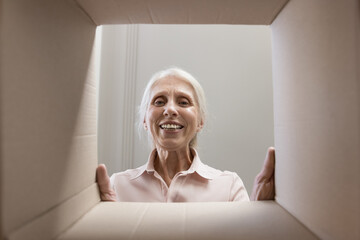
[163,101,178,117]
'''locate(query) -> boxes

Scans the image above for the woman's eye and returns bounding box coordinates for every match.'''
[179,99,190,106]
[154,99,165,106]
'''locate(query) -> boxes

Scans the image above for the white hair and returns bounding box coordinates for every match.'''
[137,67,207,148]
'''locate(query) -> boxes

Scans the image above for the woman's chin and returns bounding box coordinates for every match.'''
[156,140,188,151]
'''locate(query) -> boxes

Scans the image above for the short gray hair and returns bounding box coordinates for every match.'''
[138,67,207,148]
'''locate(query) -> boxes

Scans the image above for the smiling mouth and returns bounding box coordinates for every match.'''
[160,124,184,130]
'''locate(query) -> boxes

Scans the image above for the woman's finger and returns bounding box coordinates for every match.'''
[96,164,110,188]
[260,147,275,179]
[96,164,116,201]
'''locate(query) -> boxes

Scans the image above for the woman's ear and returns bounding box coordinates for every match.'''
[197,118,204,132]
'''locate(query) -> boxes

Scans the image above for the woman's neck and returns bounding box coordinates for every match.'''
[154,146,193,187]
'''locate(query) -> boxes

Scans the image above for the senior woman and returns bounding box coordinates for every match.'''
[97,68,275,202]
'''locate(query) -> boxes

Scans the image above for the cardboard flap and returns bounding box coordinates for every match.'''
[58,201,318,240]
[75,0,289,25]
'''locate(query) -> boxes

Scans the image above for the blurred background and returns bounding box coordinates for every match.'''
[97,24,274,192]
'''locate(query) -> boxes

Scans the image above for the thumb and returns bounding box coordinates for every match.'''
[259,147,275,179]
[96,164,116,201]
[96,164,111,189]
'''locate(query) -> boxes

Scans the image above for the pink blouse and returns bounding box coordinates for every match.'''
[110,149,250,202]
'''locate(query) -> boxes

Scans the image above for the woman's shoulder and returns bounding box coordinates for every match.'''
[196,161,242,181]
[192,149,242,180]
[110,164,147,181]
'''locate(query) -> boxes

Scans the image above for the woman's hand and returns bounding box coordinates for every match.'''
[96,164,117,202]
[250,147,275,201]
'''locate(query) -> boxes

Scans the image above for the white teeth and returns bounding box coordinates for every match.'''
[161,124,182,129]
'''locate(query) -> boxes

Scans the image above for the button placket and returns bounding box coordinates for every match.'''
[153,171,168,201]
[167,173,184,202]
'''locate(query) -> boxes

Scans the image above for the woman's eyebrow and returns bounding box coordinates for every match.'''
[151,90,194,100]
[175,91,194,101]
[151,91,167,99]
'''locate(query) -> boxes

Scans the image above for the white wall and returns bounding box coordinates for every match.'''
[98,24,274,191]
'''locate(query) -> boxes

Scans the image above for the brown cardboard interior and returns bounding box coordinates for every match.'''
[58,202,318,240]
[1,0,99,238]
[1,0,359,240]
[272,1,360,239]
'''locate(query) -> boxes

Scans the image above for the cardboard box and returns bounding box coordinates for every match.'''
[1,0,359,239]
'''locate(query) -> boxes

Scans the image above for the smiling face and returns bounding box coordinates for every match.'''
[144,76,204,151]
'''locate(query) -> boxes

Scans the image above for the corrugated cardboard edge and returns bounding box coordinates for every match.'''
[7,184,100,240]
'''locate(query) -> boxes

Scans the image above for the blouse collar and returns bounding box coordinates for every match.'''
[130,148,220,180]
